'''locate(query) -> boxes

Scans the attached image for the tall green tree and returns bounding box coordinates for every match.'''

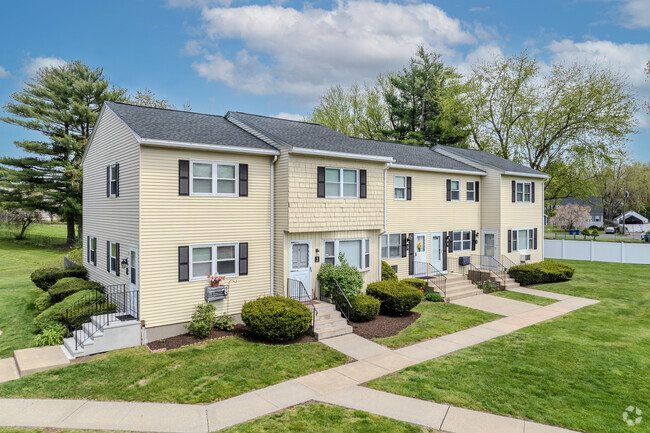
[0,60,128,244]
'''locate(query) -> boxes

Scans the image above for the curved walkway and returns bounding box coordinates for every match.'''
[0,289,597,433]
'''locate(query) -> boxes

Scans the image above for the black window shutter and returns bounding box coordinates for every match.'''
[448,231,454,253]
[442,231,448,271]
[475,181,479,202]
[179,160,190,196]
[401,234,407,258]
[107,241,111,272]
[317,167,325,197]
[87,236,90,263]
[239,163,248,197]
[446,179,451,201]
[115,164,120,197]
[408,233,414,275]
[472,230,477,251]
[531,182,535,203]
[115,243,120,276]
[406,176,412,200]
[106,166,110,197]
[178,246,189,282]
[239,242,248,275]
[508,230,512,253]
[92,240,97,266]
[359,169,367,199]
[534,228,538,249]
[512,180,516,203]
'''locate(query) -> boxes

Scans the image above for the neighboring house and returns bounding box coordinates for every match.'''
[560,196,604,227]
[81,102,547,344]
[614,210,649,225]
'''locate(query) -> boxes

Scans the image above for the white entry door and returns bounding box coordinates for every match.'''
[413,232,427,275]
[482,230,498,267]
[289,240,311,301]
[430,232,443,272]
[128,246,139,319]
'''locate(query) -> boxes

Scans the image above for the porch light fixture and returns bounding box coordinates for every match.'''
[121,258,129,275]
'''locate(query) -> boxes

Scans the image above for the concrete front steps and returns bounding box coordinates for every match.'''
[428,273,483,302]
[312,302,353,340]
[63,313,141,358]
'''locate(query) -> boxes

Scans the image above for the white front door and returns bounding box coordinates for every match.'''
[128,246,139,319]
[289,240,311,301]
[412,232,427,275]
[430,232,443,272]
[482,230,498,267]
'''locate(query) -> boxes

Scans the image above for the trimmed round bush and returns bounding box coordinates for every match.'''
[381,261,398,281]
[508,261,574,286]
[350,294,380,322]
[400,278,426,292]
[241,296,312,341]
[30,265,88,291]
[34,292,52,312]
[366,281,423,316]
[423,291,444,302]
[33,289,115,331]
[49,277,102,303]
[317,258,363,303]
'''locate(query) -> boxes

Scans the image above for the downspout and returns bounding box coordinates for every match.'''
[380,162,391,280]
[270,154,278,295]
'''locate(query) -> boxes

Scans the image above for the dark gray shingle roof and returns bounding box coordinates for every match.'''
[434,145,547,177]
[105,102,275,151]
[561,197,603,215]
[228,112,484,173]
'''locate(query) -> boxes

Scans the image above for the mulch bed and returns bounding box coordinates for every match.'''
[147,323,317,352]
[350,311,420,339]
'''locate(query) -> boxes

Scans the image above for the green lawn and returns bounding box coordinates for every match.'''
[488,290,558,306]
[220,403,433,433]
[0,337,347,404]
[0,222,68,238]
[0,239,63,358]
[368,260,650,433]
[373,301,501,349]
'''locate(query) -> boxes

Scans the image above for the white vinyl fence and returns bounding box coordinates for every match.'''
[544,239,650,265]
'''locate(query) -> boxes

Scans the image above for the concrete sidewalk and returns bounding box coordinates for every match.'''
[0,293,598,433]
[451,293,541,316]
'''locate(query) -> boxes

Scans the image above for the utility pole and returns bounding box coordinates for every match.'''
[622,190,629,236]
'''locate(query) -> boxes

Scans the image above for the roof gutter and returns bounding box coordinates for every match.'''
[390,163,486,176]
[139,138,280,156]
[503,171,549,179]
[289,147,395,163]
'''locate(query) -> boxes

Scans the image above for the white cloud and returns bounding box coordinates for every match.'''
[469,6,489,13]
[619,0,650,29]
[192,1,478,99]
[0,66,9,79]
[547,39,650,86]
[23,57,66,76]
[273,112,304,121]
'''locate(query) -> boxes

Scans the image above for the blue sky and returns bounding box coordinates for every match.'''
[0,0,648,160]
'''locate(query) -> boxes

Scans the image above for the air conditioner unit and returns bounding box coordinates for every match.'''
[520,254,531,263]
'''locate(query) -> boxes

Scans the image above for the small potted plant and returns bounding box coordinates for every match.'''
[207,274,225,287]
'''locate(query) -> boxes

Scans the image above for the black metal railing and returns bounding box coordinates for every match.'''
[62,284,139,350]
[470,255,506,288]
[466,263,501,292]
[412,261,447,298]
[287,278,317,333]
[446,259,469,277]
[320,277,353,322]
[500,255,519,282]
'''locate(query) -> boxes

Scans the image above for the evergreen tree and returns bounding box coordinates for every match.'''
[0,60,128,244]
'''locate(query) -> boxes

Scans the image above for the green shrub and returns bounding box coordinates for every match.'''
[34,323,67,347]
[423,292,444,302]
[317,254,363,303]
[366,281,422,316]
[66,247,83,265]
[34,292,52,312]
[350,294,381,322]
[508,260,575,286]
[381,261,398,281]
[49,277,102,303]
[241,296,311,341]
[401,278,426,292]
[214,315,235,331]
[33,289,103,330]
[185,303,216,338]
[30,265,88,291]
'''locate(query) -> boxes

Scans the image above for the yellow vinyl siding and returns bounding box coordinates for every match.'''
[273,149,290,295]
[82,108,139,288]
[500,176,544,264]
[139,146,273,327]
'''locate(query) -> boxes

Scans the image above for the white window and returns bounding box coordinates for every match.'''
[109,164,118,197]
[466,181,475,201]
[452,231,472,251]
[109,241,118,274]
[450,180,460,201]
[89,237,97,264]
[515,181,532,203]
[190,160,238,196]
[394,176,406,200]
[325,168,358,198]
[190,243,238,280]
[380,233,402,259]
[512,228,534,252]
[592,215,601,222]
[323,238,370,271]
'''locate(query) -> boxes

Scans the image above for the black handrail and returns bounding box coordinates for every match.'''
[287,278,317,333]
[412,261,447,298]
[470,254,506,288]
[466,263,501,292]
[321,277,353,322]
